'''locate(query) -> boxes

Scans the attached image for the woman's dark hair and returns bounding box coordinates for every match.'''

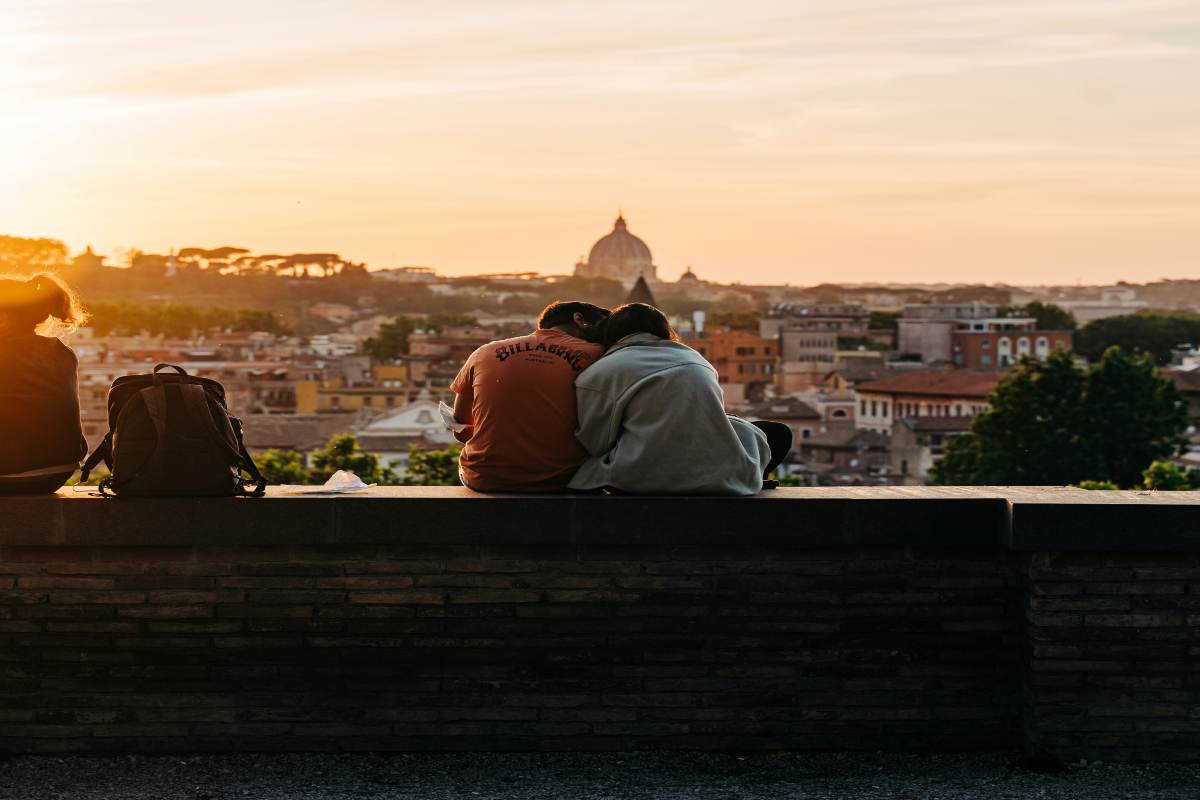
[601,303,678,350]
[537,300,610,330]
[0,272,87,336]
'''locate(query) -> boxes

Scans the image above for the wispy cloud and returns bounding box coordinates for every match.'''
[1,0,1198,284]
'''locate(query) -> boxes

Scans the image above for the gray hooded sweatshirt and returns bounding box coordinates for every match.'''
[568,332,771,496]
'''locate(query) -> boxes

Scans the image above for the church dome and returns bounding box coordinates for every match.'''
[575,214,657,286]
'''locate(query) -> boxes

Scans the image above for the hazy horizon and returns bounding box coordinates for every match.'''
[3,1,1197,285]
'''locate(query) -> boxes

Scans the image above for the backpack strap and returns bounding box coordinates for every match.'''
[101,385,169,497]
[80,432,112,483]
[177,385,267,497]
[234,426,268,498]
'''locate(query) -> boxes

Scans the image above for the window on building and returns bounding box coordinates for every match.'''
[860,400,867,416]
[331,396,341,408]
[882,401,889,418]
[981,355,991,366]
[1017,337,1031,356]
[363,396,372,406]
[386,396,396,407]
[1036,337,1049,358]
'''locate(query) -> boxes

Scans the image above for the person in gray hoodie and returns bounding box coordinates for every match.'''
[568,303,792,496]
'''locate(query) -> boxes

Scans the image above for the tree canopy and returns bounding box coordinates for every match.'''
[0,234,69,275]
[706,310,760,331]
[85,301,291,338]
[253,434,461,486]
[932,348,1187,487]
[1000,301,1076,331]
[868,311,901,332]
[307,434,399,485]
[361,313,478,362]
[1075,311,1200,365]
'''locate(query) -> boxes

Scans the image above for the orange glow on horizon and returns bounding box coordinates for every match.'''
[2,1,1198,286]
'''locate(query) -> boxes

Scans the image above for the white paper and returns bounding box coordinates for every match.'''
[280,469,375,495]
[439,400,469,433]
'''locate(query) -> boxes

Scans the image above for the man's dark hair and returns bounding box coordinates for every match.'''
[537,301,610,330]
[601,303,678,350]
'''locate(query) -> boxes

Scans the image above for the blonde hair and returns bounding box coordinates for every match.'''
[0,272,88,336]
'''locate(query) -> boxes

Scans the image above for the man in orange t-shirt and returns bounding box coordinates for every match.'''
[450,301,609,492]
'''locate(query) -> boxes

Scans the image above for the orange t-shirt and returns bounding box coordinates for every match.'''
[451,329,602,492]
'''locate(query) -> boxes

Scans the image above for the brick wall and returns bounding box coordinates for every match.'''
[2,487,1200,760]
[1022,552,1200,762]
[0,541,1018,754]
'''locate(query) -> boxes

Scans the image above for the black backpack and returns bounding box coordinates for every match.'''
[81,363,267,497]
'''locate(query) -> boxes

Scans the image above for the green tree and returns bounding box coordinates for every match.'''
[1075,311,1200,365]
[423,312,478,329]
[362,317,418,362]
[933,348,1187,486]
[1142,460,1200,491]
[308,434,399,485]
[403,444,463,486]
[85,301,290,337]
[1084,347,1190,487]
[255,449,309,484]
[707,311,760,331]
[1076,480,1120,490]
[362,314,479,362]
[868,311,901,332]
[1000,301,1076,331]
[224,309,291,335]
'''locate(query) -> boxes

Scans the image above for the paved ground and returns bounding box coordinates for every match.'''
[2,752,1199,799]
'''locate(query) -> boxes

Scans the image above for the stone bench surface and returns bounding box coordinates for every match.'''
[4,486,1199,550]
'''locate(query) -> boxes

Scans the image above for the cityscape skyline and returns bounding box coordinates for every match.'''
[3,1,1198,285]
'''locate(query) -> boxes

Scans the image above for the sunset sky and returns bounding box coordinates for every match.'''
[2,1,1197,285]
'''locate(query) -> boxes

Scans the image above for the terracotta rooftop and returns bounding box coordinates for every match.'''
[856,370,1000,398]
[800,427,890,450]
[743,396,822,420]
[896,415,977,433]
[1167,368,1200,394]
[241,414,354,453]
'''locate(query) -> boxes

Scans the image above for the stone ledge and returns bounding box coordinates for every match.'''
[2,486,1197,549]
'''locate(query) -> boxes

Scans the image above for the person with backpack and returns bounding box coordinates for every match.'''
[0,273,89,494]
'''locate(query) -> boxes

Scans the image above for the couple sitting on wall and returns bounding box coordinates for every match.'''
[451,300,792,496]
